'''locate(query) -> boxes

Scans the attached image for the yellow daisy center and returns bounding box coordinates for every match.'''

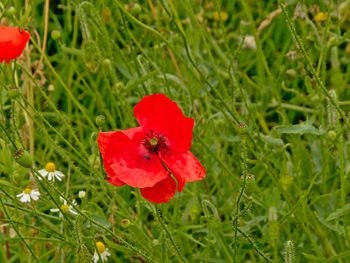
[61,204,69,212]
[314,12,327,22]
[96,241,106,254]
[213,11,228,22]
[45,162,56,172]
[23,188,32,194]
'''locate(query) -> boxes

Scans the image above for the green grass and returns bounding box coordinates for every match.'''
[1,0,350,262]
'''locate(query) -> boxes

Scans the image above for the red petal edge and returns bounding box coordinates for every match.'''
[140,175,177,203]
[133,94,194,152]
[161,149,206,192]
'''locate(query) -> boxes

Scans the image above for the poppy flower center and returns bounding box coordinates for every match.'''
[143,131,167,154]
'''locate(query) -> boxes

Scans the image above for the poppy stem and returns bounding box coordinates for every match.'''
[153,204,187,263]
[233,136,248,263]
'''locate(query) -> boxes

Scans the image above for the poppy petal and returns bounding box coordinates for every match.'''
[161,149,206,192]
[98,130,168,188]
[140,175,177,203]
[97,131,126,186]
[133,94,194,152]
[0,27,30,63]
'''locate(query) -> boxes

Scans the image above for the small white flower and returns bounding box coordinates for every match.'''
[16,188,40,203]
[78,190,86,199]
[50,199,77,217]
[92,242,111,263]
[242,35,257,50]
[38,162,64,182]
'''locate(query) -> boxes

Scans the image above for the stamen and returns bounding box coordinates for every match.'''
[143,131,167,154]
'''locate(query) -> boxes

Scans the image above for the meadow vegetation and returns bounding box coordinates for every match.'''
[1,0,350,262]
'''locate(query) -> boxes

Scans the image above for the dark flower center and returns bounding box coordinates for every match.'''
[143,130,167,154]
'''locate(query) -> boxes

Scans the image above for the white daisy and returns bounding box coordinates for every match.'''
[16,188,40,203]
[92,241,111,263]
[38,162,64,182]
[50,199,78,217]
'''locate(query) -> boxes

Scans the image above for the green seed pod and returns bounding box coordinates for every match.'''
[14,149,32,168]
[8,86,20,99]
[130,3,142,16]
[284,240,295,263]
[95,115,105,127]
[243,174,255,196]
[51,30,61,40]
[120,218,131,228]
[102,59,112,69]
[75,244,92,263]
[328,130,337,140]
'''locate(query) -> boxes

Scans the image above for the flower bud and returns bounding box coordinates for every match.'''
[95,115,106,127]
[238,123,248,142]
[51,30,61,40]
[240,20,251,35]
[120,218,131,228]
[14,149,32,168]
[280,174,294,192]
[189,203,200,221]
[89,154,100,168]
[152,239,160,246]
[328,130,337,140]
[285,69,297,78]
[243,174,255,196]
[79,191,86,199]
[6,6,16,16]
[8,86,20,99]
[242,35,257,50]
[130,3,142,16]
[102,59,112,69]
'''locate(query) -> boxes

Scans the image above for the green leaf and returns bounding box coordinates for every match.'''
[260,134,284,148]
[273,124,323,135]
[325,204,350,221]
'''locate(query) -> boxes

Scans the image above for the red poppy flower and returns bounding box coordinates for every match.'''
[98,94,206,203]
[0,27,30,64]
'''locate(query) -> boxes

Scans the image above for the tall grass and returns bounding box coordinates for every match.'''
[1,0,350,262]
